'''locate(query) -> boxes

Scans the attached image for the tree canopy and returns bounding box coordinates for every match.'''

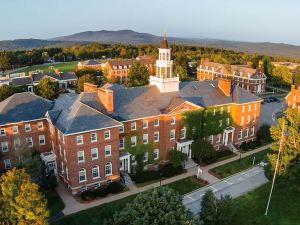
[0,85,15,101]
[76,74,97,93]
[37,77,59,100]
[271,66,293,85]
[127,61,149,87]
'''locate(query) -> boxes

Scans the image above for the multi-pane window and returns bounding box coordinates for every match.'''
[180,127,186,139]
[143,120,148,129]
[143,134,148,144]
[226,118,230,126]
[242,106,245,113]
[12,126,18,134]
[247,115,250,124]
[171,116,176,125]
[143,152,148,162]
[76,135,83,145]
[77,151,85,163]
[220,107,224,114]
[248,104,252,111]
[92,166,100,178]
[131,136,137,147]
[37,122,44,130]
[105,162,112,176]
[91,148,98,160]
[227,106,231,113]
[244,128,249,138]
[104,130,111,140]
[119,138,125,150]
[154,131,159,142]
[240,116,244,126]
[251,126,255,136]
[170,129,175,140]
[79,168,86,182]
[91,133,97,143]
[105,145,111,157]
[154,118,160,127]
[14,138,20,148]
[254,104,257,110]
[153,149,159,160]
[238,129,243,140]
[131,122,136,131]
[216,134,222,143]
[39,135,45,145]
[252,114,256,123]
[119,124,124,133]
[25,124,31,132]
[208,135,213,144]
[0,128,6,136]
[1,141,8,152]
[26,137,33,147]
[4,159,11,169]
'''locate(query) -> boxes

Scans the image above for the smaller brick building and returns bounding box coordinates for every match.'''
[77,59,102,70]
[285,85,300,109]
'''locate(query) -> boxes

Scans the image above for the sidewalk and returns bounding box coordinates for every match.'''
[57,144,271,215]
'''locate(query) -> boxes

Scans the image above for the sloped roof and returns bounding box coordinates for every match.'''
[59,72,77,81]
[106,59,134,67]
[11,76,33,86]
[80,59,101,66]
[0,92,53,125]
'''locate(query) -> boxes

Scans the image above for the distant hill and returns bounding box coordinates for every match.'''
[1,30,300,58]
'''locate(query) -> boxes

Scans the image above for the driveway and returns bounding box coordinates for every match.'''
[183,166,268,214]
[259,99,285,127]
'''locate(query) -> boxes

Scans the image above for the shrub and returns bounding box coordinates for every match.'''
[95,186,108,197]
[80,190,96,201]
[248,141,256,149]
[216,150,234,159]
[256,124,273,146]
[240,142,250,151]
[131,170,160,183]
[169,150,187,169]
[107,181,124,194]
[161,164,184,177]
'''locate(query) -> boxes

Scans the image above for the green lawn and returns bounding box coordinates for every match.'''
[232,182,300,225]
[16,61,79,74]
[210,149,268,178]
[165,176,207,195]
[45,191,65,216]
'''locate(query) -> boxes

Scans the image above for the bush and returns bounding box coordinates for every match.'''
[256,124,273,146]
[80,190,96,201]
[131,170,160,183]
[95,186,108,197]
[107,181,124,194]
[216,149,234,159]
[169,150,187,169]
[240,142,250,151]
[161,164,184,177]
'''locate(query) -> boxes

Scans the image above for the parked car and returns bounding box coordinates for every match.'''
[270,97,280,102]
[258,160,268,167]
[264,97,271,103]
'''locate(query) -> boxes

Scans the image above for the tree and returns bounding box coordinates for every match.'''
[256,124,273,146]
[174,65,190,81]
[76,74,97,93]
[169,149,187,168]
[0,168,49,224]
[127,61,149,87]
[105,187,196,225]
[262,56,272,78]
[0,85,15,101]
[271,66,293,85]
[37,77,59,100]
[192,139,216,163]
[293,66,300,86]
[42,51,49,62]
[0,52,11,72]
[216,195,234,225]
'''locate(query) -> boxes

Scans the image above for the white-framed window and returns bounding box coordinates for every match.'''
[154,118,160,127]
[240,116,244,126]
[226,118,230,126]
[91,148,98,160]
[252,114,256,123]
[94,183,100,189]
[153,149,159,160]
[143,120,148,129]
[0,128,6,136]
[219,120,222,127]
[251,126,255,136]
[180,127,186,139]
[244,128,249,138]
[92,165,100,179]
[213,108,216,115]
[208,135,213,144]
[119,138,125,150]
[104,130,111,140]
[238,129,243,140]
[242,106,245,113]
[26,137,33,147]
[4,159,11,169]
[12,126,18,134]
[254,104,257,110]
[227,106,231,113]
[91,133,97,143]
[81,186,87,192]
[247,115,250,124]
[216,134,222,143]
[143,134,148,144]
[77,151,85,163]
[131,136,137,147]
[25,124,31,132]
[220,107,224,114]
[119,124,124,133]
[38,135,45,145]
[14,138,20,148]
[143,152,148,162]
[170,129,175,140]
[64,149,67,161]
[105,162,112,176]
[171,116,176,125]
[66,167,69,180]
[131,122,136,131]
[248,104,251,111]
[76,135,83,145]
[79,168,87,182]
[37,122,44,130]
[1,141,8,152]
[105,145,111,157]
[154,131,159,142]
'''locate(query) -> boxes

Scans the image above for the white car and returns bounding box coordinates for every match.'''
[258,160,268,167]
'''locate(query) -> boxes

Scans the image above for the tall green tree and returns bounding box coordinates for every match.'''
[192,139,216,163]
[174,65,190,81]
[76,74,97,93]
[0,168,49,224]
[127,61,149,87]
[262,56,272,78]
[0,85,15,101]
[105,187,196,225]
[37,77,59,100]
[169,149,187,168]
[0,52,11,72]
[271,66,293,85]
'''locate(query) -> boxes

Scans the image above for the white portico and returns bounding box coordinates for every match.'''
[223,126,235,146]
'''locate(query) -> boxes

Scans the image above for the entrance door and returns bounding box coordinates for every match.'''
[181,145,189,157]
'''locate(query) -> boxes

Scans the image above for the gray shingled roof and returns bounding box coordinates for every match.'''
[59,72,77,81]
[11,77,33,86]
[0,93,54,125]
[81,60,100,66]
[48,93,121,134]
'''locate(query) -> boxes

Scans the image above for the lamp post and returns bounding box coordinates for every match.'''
[159,172,162,188]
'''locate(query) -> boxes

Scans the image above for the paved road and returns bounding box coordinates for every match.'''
[259,99,285,127]
[183,166,268,214]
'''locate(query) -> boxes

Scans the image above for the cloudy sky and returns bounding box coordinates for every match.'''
[1,0,300,45]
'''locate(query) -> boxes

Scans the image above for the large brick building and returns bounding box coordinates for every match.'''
[285,85,300,109]
[197,60,267,94]
[0,37,262,194]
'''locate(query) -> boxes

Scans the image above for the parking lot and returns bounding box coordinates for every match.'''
[259,97,285,127]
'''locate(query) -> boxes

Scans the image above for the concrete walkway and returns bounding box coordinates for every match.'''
[56,144,271,215]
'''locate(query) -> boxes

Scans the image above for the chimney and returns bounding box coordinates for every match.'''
[291,84,296,91]
[97,88,114,113]
[218,78,231,96]
[83,82,98,92]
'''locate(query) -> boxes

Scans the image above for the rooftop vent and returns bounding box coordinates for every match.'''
[209,83,215,88]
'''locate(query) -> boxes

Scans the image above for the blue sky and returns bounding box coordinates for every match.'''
[1,0,300,45]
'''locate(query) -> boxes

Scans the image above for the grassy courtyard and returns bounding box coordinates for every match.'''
[232,182,300,225]
[165,176,207,195]
[210,149,269,178]
[16,61,79,74]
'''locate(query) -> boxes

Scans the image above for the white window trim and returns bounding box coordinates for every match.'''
[25,124,31,132]
[154,118,160,127]
[153,149,159,160]
[131,136,137,147]
[105,162,113,176]
[37,122,44,130]
[0,128,6,136]
[154,131,159,142]
[143,134,148,144]
[26,137,33,147]
[76,135,83,145]
[77,151,85,163]
[39,135,45,145]
[4,159,11,169]
[92,166,100,179]
[105,145,112,157]
[143,120,148,129]
[91,133,97,143]
[170,129,175,140]
[12,126,18,134]
[79,168,87,183]
[171,116,176,125]
[104,130,111,140]
[180,127,186,140]
[91,148,98,160]
[119,138,125,150]
[143,152,148,162]
[131,122,136,131]
[1,141,8,152]
[119,125,124,133]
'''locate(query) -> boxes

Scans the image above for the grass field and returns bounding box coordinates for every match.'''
[232,182,300,225]
[165,176,207,195]
[210,149,269,178]
[16,61,79,74]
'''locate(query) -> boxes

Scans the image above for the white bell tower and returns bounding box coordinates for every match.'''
[149,34,179,93]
